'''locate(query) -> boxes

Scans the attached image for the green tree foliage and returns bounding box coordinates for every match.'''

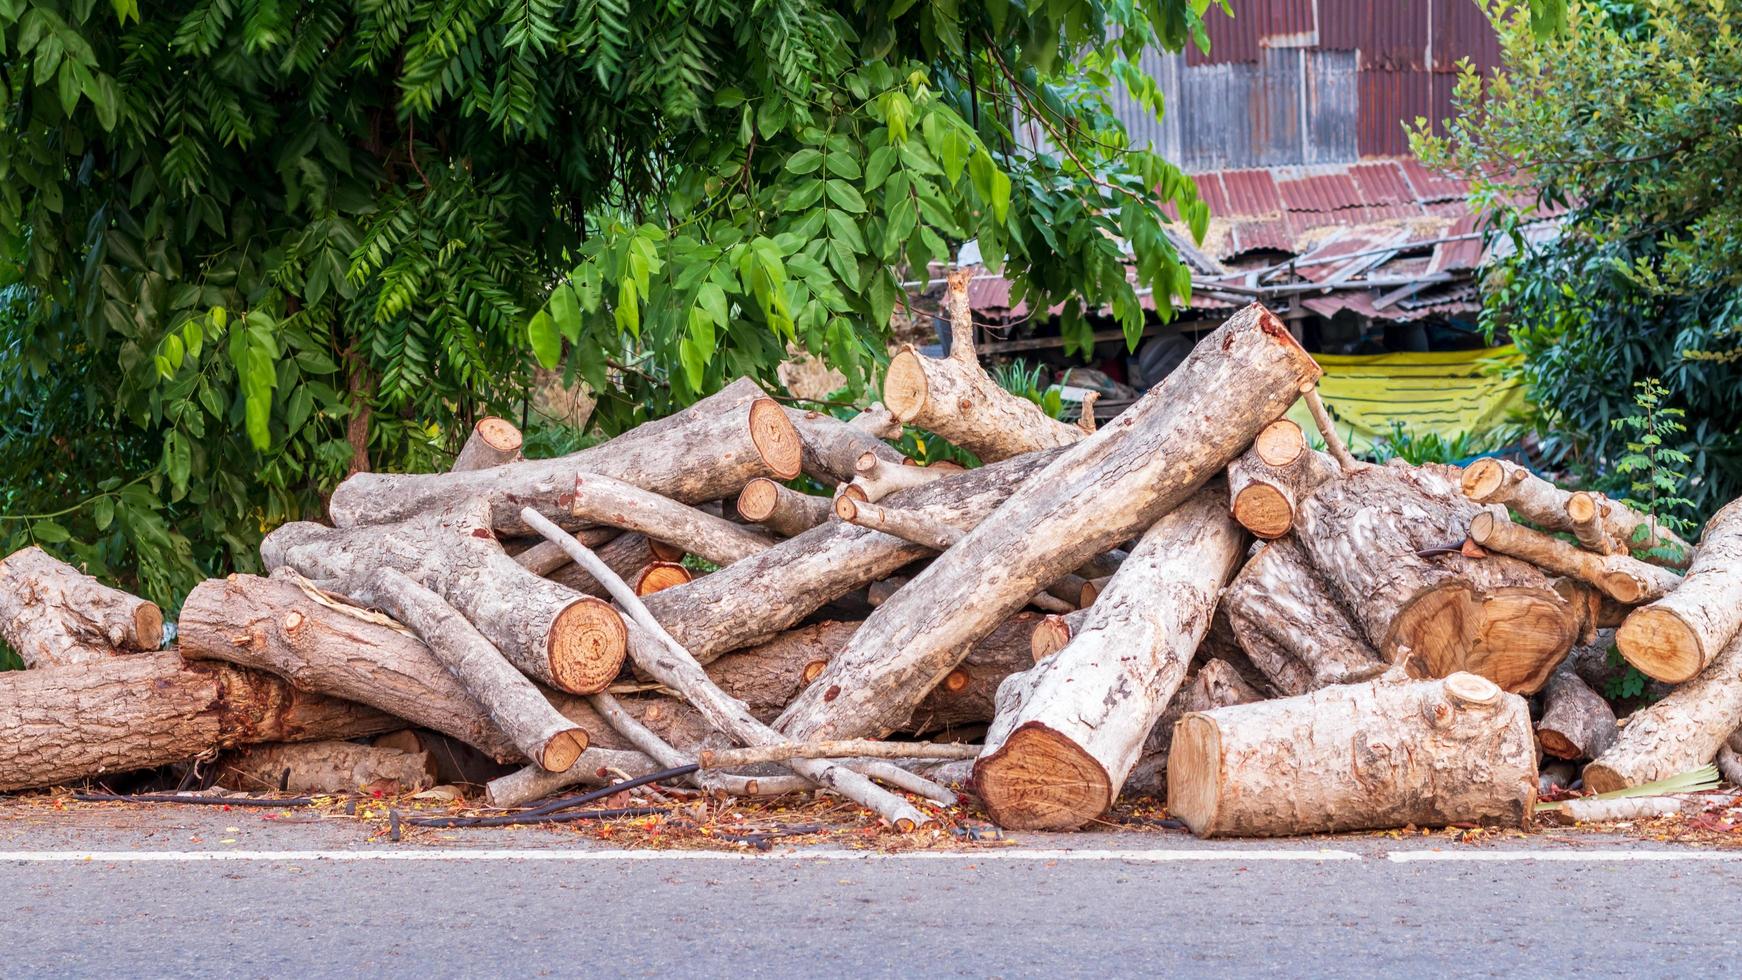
[0,0,1226,607]
[1414,0,1742,523]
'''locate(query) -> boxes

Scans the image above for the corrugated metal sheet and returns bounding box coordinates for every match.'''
[1278,172,1363,212]
[1303,49,1359,164]
[1220,169,1285,215]
[1257,0,1317,46]
[1188,7,1261,65]
[1175,64,1258,171]
[1254,47,1306,166]
[1399,156,1469,201]
[1435,0,1503,72]
[1348,161,1416,204]
[1357,67,1433,156]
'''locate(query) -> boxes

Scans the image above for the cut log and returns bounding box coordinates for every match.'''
[261,500,627,694]
[634,562,692,595]
[848,452,947,502]
[881,268,1083,462]
[1167,673,1538,837]
[973,491,1245,830]
[1583,629,1742,793]
[451,417,523,472]
[1226,420,1337,539]
[833,495,962,551]
[699,740,978,768]
[1460,458,1580,532]
[736,479,832,538]
[1468,512,1681,604]
[561,470,774,566]
[357,568,587,772]
[1222,537,1384,696]
[0,547,162,667]
[785,407,906,483]
[328,377,803,533]
[778,303,1323,742]
[1122,658,1265,798]
[485,747,666,808]
[532,532,684,596]
[1536,666,1618,761]
[1566,491,1693,567]
[1615,497,1742,682]
[587,692,803,798]
[1296,464,1579,694]
[216,740,437,795]
[0,653,398,792]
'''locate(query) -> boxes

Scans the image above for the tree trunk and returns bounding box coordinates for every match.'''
[1167,673,1538,837]
[1468,511,1681,604]
[881,269,1083,461]
[0,547,163,667]
[261,500,627,694]
[973,491,1245,829]
[327,377,803,533]
[1536,666,1617,761]
[1566,491,1693,568]
[736,478,833,537]
[1583,628,1742,793]
[1120,659,1265,798]
[1615,496,1742,682]
[1221,537,1384,696]
[785,407,905,483]
[451,417,523,472]
[216,739,438,795]
[1226,420,1336,539]
[1296,464,1579,694]
[0,653,398,792]
[777,303,1323,742]
[357,567,588,772]
[561,470,775,565]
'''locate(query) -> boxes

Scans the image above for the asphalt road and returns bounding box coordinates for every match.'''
[3,808,1738,978]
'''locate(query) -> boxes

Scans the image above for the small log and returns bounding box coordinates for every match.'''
[216,740,438,795]
[562,471,774,566]
[785,407,906,483]
[1226,420,1337,539]
[1583,628,1742,793]
[1168,673,1538,837]
[1122,658,1265,798]
[1221,537,1384,696]
[736,479,832,538]
[1535,666,1618,761]
[699,741,979,768]
[532,532,684,596]
[881,268,1082,461]
[849,452,946,501]
[451,417,524,472]
[833,495,962,552]
[1468,512,1681,604]
[0,547,163,667]
[328,377,803,533]
[973,490,1245,829]
[1461,458,1580,532]
[778,303,1323,742]
[485,747,666,808]
[634,562,692,595]
[588,692,803,798]
[1552,796,1684,824]
[1616,496,1742,682]
[1566,491,1693,567]
[1300,386,1359,473]
[374,729,511,787]
[358,568,588,772]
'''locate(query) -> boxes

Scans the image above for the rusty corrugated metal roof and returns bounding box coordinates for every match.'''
[1348,161,1416,204]
[1219,169,1285,215]
[1277,172,1364,212]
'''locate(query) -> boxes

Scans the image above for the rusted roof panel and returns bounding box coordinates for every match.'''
[1278,172,1364,212]
[965,274,1013,313]
[1429,213,1486,274]
[1398,157,1470,202]
[1231,219,1295,255]
[1435,0,1503,73]
[1188,8,1261,65]
[1357,68,1433,157]
[1191,172,1231,215]
[1257,0,1317,46]
[1303,49,1359,164]
[1217,169,1285,217]
[1348,160,1415,204]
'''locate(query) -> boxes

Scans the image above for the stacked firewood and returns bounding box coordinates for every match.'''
[4,280,1740,840]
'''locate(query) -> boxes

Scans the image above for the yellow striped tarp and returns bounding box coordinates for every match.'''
[1283,345,1527,454]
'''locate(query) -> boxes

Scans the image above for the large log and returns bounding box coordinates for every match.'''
[1167,673,1538,837]
[451,417,523,472]
[0,547,162,667]
[560,470,775,565]
[1615,497,1742,682]
[1536,666,1618,761]
[261,499,627,694]
[1468,512,1681,605]
[881,268,1082,462]
[1121,659,1264,798]
[777,303,1323,741]
[1583,628,1742,793]
[327,377,803,533]
[0,653,397,792]
[216,739,438,795]
[1296,464,1579,694]
[973,491,1245,829]
[1221,537,1384,696]
[1225,420,1336,539]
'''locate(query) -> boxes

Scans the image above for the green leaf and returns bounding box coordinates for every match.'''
[785,149,824,175]
[30,520,70,543]
[865,146,898,191]
[549,283,582,342]
[528,309,562,368]
[696,282,730,326]
[92,496,115,532]
[826,179,867,214]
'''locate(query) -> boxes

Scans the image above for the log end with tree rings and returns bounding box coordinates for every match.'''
[1165,715,1224,832]
[747,397,805,480]
[473,416,523,455]
[538,728,588,772]
[1230,483,1294,540]
[736,478,781,523]
[1460,457,1506,501]
[1030,615,1073,661]
[1565,490,1600,526]
[881,346,929,423]
[546,596,630,694]
[634,561,692,596]
[1389,583,1574,695]
[1251,418,1305,468]
[1616,606,1705,683]
[974,723,1112,831]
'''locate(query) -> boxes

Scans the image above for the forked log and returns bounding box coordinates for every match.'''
[881,268,1083,462]
[973,491,1245,829]
[1584,628,1742,793]
[848,452,947,501]
[216,739,437,795]
[1468,512,1682,605]
[451,417,523,472]
[778,303,1323,741]
[0,546,163,667]
[328,377,803,533]
[0,654,397,792]
[1566,491,1693,567]
[1616,497,1742,682]
[1536,666,1617,761]
[560,471,774,565]
[634,562,692,595]
[833,495,962,551]
[1221,537,1384,696]
[1460,458,1579,532]
[261,500,627,694]
[736,479,833,537]
[1226,420,1337,539]
[1121,659,1264,798]
[785,407,905,483]
[1167,673,1538,837]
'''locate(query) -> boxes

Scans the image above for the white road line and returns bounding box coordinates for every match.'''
[1387,849,1742,863]
[0,847,1363,864]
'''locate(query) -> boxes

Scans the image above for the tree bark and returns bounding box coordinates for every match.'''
[785,407,905,483]
[1583,628,1742,793]
[1222,537,1384,696]
[586,692,803,798]
[778,302,1323,741]
[261,500,627,694]
[1536,666,1618,761]
[1566,490,1693,568]
[881,268,1083,461]
[327,377,803,533]
[1226,420,1337,539]
[0,653,398,792]
[1468,512,1681,605]
[451,417,523,472]
[1296,464,1579,695]
[832,495,963,551]
[1121,659,1264,798]
[736,478,833,537]
[561,470,775,565]
[1615,496,1742,682]
[1167,673,1538,837]
[973,491,1245,829]
[216,739,438,795]
[0,546,162,667]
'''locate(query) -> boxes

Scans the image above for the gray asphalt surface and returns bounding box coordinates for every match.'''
[3,806,1738,978]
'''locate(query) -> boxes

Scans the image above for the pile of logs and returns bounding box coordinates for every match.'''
[5,286,1741,840]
